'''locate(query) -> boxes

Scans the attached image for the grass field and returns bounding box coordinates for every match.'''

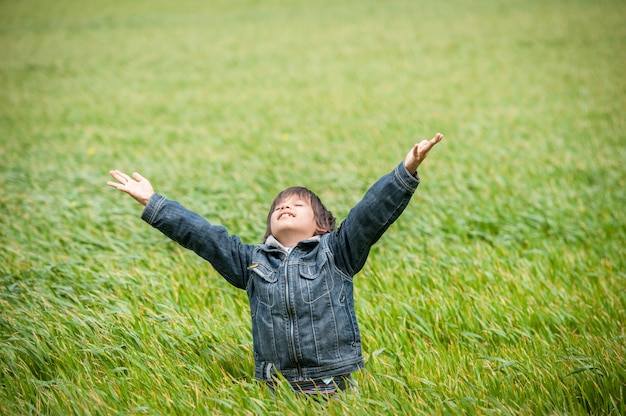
[1,0,625,414]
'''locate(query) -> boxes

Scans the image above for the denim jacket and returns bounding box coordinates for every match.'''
[141,162,420,382]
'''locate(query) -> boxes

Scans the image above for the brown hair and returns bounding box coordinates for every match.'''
[263,186,336,242]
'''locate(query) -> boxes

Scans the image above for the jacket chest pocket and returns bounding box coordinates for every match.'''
[249,263,278,307]
[298,258,334,304]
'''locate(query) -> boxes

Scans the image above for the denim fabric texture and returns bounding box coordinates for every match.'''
[141,162,420,382]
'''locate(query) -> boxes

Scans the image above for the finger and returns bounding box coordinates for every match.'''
[419,134,443,154]
[132,172,145,182]
[417,139,432,152]
[431,133,443,146]
[109,170,120,180]
[107,180,124,190]
[110,170,131,184]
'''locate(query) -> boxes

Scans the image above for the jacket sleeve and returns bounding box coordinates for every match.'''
[141,194,252,289]
[329,162,420,276]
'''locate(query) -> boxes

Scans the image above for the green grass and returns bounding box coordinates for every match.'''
[1,0,625,414]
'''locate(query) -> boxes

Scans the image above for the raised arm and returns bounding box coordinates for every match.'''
[107,170,155,206]
[330,133,443,276]
[107,169,252,289]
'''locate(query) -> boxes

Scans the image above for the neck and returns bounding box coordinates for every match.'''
[276,236,303,249]
[273,231,315,249]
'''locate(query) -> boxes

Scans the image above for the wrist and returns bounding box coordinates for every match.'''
[404,161,418,176]
[139,192,154,206]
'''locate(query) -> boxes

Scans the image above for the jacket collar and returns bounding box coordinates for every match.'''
[263,235,321,253]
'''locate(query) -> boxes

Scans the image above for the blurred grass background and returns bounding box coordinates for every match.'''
[1,0,625,414]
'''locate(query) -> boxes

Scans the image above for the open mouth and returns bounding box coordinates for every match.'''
[278,212,295,220]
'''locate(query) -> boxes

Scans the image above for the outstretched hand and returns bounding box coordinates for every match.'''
[107,170,154,206]
[404,133,444,175]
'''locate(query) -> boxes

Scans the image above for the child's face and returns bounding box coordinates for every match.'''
[270,195,318,245]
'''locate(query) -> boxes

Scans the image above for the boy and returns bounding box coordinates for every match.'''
[108,133,443,395]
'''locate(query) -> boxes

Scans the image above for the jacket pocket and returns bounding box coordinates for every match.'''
[298,256,334,304]
[249,263,277,307]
